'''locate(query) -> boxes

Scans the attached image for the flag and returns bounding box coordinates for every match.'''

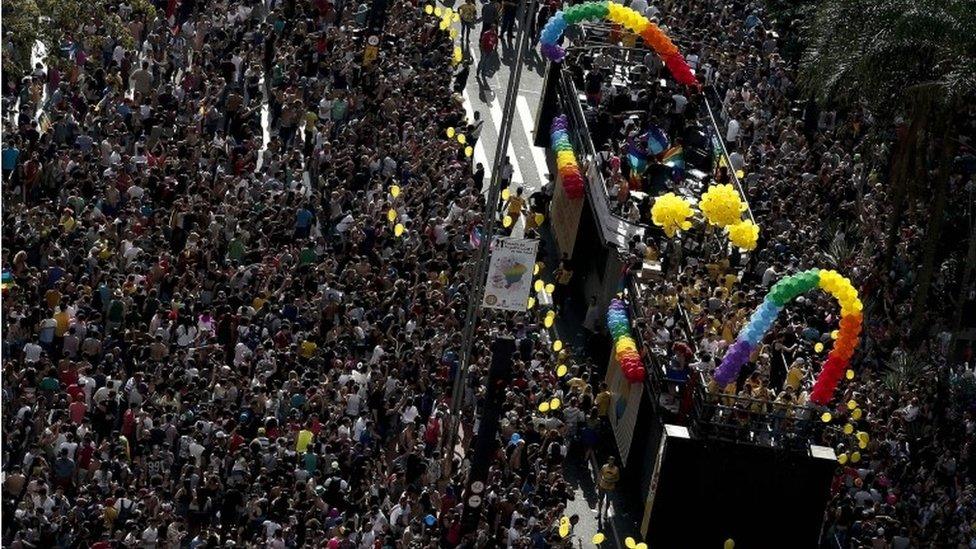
[627,132,649,186]
[661,145,685,179]
[1,271,14,294]
[646,125,669,155]
[469,225,483,249]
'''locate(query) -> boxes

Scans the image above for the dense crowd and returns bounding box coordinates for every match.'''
[565,0,976,546]
[0,1,602,547]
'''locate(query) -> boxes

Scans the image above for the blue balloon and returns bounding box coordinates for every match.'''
[425,514,436,526]
[510,433,522,444]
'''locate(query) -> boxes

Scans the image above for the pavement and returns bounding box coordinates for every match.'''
[456,13,551,199]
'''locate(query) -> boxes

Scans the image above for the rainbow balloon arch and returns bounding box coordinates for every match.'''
[538,1,699,87]
[550,115,586,200]
[713,269,863,405]
[607,298,647,383]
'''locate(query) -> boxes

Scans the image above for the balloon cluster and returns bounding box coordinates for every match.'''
[607,298,646,383]
[727,219,760,251]
[537,1,699,86]
[650,192,694,238]
[712,269,863,405]
[550,115,585,199]
[699,184,745,227]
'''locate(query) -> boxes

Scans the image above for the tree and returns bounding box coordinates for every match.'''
[1,0,156,82]
[799,0,976,338]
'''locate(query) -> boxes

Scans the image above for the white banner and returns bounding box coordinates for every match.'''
[482,237,539,312]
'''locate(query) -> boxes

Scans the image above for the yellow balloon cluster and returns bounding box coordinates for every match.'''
[606,2,652,35]
[699,184,745,227]
[818,269,863,315]
[727,219,760,251]
[650,193,694,238]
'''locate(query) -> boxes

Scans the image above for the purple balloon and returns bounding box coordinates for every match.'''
[713,340,753,386]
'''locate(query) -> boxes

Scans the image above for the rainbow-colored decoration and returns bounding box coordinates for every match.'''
[713,269,863,405]
[538,1,698,87]
[607,298,646,383]
[1,271,14,294]
[550,115,585,200]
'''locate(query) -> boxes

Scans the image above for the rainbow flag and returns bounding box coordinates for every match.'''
[661,145,685,179]
[1,271,14,294]
[469,225,483,249]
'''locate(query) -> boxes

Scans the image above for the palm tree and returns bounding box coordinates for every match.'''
[799,0,976,338]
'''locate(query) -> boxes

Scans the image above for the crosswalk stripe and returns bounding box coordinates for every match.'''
[516,94,550,192]
[462,89,493,187]
[487,95,525,187]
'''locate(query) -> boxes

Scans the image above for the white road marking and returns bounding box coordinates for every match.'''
[516,94,550,193]
[487,94,524,188]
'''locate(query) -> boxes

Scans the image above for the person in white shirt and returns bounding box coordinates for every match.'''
[726,118,741,144]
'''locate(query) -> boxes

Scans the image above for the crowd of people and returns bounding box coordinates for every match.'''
[0,0,606,547]
[565,0,976,546]
[3,0,975,546]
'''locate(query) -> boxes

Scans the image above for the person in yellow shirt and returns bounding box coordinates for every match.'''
[595,383,612,417]
[785,358,807,392]
[597,456,620,519]
[53,305,71,338]
[503,187,526,222]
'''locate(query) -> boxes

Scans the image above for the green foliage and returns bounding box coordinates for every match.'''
[882,351,930,395]
[800,0,976,118]
[3,0,157,79]
[2,0,42,77]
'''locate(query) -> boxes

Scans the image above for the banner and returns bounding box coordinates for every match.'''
[482,237,539,312]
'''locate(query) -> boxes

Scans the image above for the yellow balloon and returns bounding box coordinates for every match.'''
[390,185,401,198]
[843,423,854,435]
[502,188,511,201]
[831,330,840,339]
[851,408,863,420]
[456,134,466,145]
[857,431,870,443]
[434,6,442,16]
[539,402,551,413]
[450,28,459,39]
[846,369,855,380]
[527,297,535,309]
[534,280,544,292]
[549,398,561,410]
[544,316,554,328]
[838,452,849,465]
[625,537,637,549]
[858,439,868,449]
[446,127,455,138]
[724,540,735,549]
[439,19,448,30]
[821,412,832,423]
[851,451,861,463]
[533,263,541,275]
[424,4,433,14]
[387,209,397,222]
[814,342,824,353]
[636,544,648,549]
[556,365,568,377]
[552,340,563,352]
[534,213,545,225]
[592,533,606,545]
[464,146,473,157]
[394,223,405,237]
[503,215,513,228]
[544,283,555,294]
[558,523,569,538]
[847,399,858,410]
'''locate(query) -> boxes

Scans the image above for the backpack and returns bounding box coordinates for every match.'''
[480,29,498,53]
